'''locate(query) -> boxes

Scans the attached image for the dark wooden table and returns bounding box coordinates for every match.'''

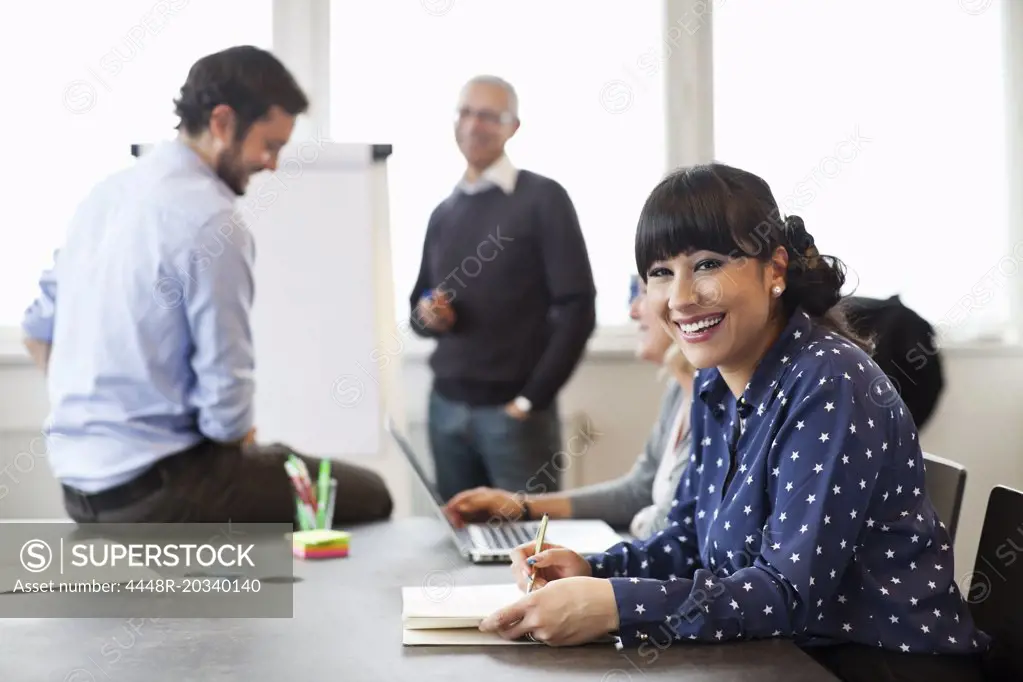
[0,517,840,680]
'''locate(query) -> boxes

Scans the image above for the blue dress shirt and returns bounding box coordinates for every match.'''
[22,139,255,493]
[588,309,990,657]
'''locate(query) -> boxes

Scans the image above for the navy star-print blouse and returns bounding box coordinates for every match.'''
[588,309,990,655]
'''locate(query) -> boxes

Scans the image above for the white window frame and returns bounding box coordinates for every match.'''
[639,0,1023,356]
[1003,0,1023,346]
[4,0,1022,361]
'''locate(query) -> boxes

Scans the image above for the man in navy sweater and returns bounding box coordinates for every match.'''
[410,75,596,503]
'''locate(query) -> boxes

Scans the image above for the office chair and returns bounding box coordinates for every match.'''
[921,452,967,543]
[967,485,1023,681]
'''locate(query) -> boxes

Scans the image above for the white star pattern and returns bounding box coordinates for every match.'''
[581,314,986,655]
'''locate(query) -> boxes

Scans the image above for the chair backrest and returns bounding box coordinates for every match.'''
[921,452,966,542]
[967,485,1023,680]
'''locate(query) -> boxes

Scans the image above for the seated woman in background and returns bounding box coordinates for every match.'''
[443,275,695,539]
[479,163,990,682]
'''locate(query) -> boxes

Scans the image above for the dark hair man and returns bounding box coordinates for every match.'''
[22,46,393,525]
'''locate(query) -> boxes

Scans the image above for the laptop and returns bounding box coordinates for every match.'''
[385,416,624,564]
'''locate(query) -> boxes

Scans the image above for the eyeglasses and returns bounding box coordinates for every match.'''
[455,106,515,126]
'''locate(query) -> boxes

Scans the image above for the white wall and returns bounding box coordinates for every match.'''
[2,339,1021,583]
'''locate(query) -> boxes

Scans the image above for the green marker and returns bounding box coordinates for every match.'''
[296,494,313,531]
[316,459,332,529]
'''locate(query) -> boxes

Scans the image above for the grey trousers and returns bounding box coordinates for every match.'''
[427,389,563,502]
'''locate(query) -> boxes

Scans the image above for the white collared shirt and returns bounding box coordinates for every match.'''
[456,154,519,195]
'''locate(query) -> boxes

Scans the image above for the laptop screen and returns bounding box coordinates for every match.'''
[384,416,449,511]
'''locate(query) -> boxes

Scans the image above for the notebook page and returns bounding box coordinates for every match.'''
[401,583,525,629]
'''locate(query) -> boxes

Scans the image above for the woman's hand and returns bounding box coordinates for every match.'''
[510,542,592,592]
[479,576,619,646]
[442,487,522,528]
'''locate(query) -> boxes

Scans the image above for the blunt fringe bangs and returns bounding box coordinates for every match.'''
[635,164,785,279]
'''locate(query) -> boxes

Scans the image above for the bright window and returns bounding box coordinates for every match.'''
[713,0,1008,342]
[330,0,666,328]
[0,0,273,328]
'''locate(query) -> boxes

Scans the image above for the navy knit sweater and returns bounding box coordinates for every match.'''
[409,170,596,409]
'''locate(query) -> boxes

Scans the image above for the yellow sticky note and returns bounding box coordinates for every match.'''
[292,529,351,547]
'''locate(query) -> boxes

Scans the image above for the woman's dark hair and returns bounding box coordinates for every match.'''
[173,45,309,139]
[635,162,872,353]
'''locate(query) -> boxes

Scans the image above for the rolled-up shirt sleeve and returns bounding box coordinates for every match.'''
[22,249,60,342]
[180,210,256,442]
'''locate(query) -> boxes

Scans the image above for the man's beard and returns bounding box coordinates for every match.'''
[215,142,252,196]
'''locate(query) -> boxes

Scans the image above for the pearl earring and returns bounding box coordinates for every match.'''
[772,286,783,297]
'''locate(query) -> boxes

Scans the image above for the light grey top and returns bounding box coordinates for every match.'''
[568,381,690,534]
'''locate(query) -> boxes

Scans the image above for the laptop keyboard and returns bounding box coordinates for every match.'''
[474,521,542,550]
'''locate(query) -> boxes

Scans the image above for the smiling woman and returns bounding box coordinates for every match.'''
[485,164,992,682]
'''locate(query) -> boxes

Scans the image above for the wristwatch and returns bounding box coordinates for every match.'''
[513,396,532,414]
[515,494,533,521]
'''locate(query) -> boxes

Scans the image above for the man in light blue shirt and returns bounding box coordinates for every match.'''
[21,45,392,525]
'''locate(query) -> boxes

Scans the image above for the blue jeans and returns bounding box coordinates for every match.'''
[427,389,563,502]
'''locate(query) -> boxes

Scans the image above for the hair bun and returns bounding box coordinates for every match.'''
[784,215,814,253]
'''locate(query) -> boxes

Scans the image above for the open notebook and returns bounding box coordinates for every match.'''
[401,583,537,646]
